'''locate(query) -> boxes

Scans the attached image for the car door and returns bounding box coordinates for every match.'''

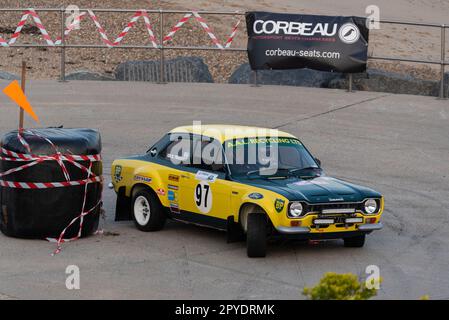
[177,135,232,229]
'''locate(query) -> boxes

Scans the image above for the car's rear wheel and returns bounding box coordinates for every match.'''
[132,189,166,231]
[246,213,267,258]
[343,234,366,247]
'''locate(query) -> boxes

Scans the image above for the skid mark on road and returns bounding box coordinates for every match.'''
[273,94,390,129]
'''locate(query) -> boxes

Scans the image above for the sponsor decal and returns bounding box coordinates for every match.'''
[248,192,264,200]
[156,188,165,196]
[168,184,179,190]
[194,181,212,214]
[134,175,152,183]
[170,203,180,214]
[168,190,177,201]
[338,23,360,44]
[274,198,285,213]
[227,137,300,148]
[114,165,123,182]
[253,19,338,37]
[195,170,218,183]
[246,12,369,73]
[168,174,180,183]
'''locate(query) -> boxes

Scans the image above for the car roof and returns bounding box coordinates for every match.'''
[169,124,297,143]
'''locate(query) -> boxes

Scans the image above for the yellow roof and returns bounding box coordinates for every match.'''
[170,124,296,143]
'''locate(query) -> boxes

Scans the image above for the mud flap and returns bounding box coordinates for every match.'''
[115,187,132,221]
[226,216,245,243]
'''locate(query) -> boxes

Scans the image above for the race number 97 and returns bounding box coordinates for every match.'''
[195,181,212,213]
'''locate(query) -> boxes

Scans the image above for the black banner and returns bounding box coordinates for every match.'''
[246,12,369,73]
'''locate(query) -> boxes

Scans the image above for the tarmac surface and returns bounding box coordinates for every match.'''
[0,80,448,299]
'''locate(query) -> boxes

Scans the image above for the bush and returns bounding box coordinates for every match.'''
[303,272,378,300]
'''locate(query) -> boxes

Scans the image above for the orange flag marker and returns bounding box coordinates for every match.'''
[3,80,39,123]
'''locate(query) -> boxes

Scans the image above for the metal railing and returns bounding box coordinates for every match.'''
[364,19,447,99]
[0,8,447,98]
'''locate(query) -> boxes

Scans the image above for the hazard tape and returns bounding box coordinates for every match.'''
[0,9,158,48]
[192,11,223,49]
[0,129,103,255]
[7,9,55,46]
[163,13,193,43]
[163,11,241,49]
[0,176,102,189]
[54,12,87,45]
[224,19,241,49]
[0,8,241,49]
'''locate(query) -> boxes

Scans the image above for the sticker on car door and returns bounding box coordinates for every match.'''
[194,181,212,213]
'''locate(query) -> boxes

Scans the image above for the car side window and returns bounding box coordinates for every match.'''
[191,138,226,173]
[159,134,192,166]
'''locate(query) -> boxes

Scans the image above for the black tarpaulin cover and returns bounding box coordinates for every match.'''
[0,128,102,239]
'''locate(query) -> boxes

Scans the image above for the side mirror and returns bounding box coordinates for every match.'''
[315,157,322,167]
[150,148,157,157]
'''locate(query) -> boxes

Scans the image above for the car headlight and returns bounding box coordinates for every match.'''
[289,202,303,218]
[364,199,378,214]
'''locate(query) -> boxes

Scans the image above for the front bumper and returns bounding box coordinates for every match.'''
[275,222,383,235]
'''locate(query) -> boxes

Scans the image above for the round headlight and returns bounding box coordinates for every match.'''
[289,202,303,217]
[364,199,378,214]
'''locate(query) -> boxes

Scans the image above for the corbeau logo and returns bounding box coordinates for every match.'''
[253,20,338,37]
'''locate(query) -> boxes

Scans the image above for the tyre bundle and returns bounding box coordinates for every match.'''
[0,128,103,241]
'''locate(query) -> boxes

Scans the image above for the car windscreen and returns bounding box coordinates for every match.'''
[223,137,319,177]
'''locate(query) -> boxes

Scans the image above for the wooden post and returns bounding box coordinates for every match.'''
[19,60,26,130]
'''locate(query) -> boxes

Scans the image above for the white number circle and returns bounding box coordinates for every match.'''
[194,181,212,214]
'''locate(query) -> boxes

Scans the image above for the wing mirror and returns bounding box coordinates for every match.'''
[150,148,157,157]
[315,157,322,167]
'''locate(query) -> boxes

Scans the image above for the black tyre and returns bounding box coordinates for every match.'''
[132,189,166,232]
[344,234,366,247]
[246,213,267,258]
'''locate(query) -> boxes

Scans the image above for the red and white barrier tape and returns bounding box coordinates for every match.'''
[164,11,241,49]
[54,12,87,45]
[87,9,158,48]
[0,130,103,255]
[46,161,102,256]
[192,11,223,49]
[0,8,241,49]
[163,13,193,43]
[224,19,241,49]
[7,9,55,46]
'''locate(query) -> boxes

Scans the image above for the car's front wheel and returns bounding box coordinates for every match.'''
[343,234,366,247]
[246,213,267,258]
[132,189,166,232]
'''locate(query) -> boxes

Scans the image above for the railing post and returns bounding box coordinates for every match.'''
[250,70,260,87]
[439,24,446,99]
[59,8,67,82]
[158,9,166,84]
[347,73,353,92]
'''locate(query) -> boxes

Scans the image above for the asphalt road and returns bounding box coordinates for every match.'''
[0,80,448,299]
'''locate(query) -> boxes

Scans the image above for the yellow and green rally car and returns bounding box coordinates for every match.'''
[111,125,384,257]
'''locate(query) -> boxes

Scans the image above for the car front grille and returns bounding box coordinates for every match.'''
[306,202,362,215]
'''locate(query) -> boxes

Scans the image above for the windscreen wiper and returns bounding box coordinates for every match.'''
[288,166,320,174]
[288,167,322,179]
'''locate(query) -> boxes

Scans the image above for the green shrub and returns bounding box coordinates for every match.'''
[303,272,378,300]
